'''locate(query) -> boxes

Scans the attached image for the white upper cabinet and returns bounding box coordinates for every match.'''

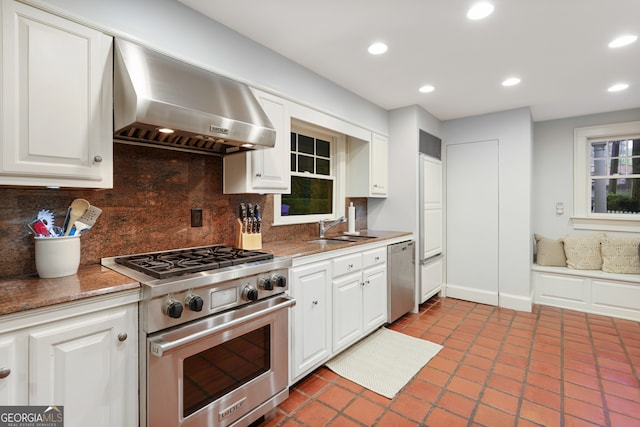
[346,132,388,198]
[0,0,113,188]
[223,89,291,193]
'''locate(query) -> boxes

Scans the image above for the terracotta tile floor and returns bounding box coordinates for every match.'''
[259,296,640,427]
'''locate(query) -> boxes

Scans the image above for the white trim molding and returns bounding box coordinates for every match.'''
[573,120,640,232]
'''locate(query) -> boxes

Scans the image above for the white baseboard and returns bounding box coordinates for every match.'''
[444,284,498,306]
[499,292,532,312]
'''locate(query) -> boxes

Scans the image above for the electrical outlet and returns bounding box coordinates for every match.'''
[191,208,203,227]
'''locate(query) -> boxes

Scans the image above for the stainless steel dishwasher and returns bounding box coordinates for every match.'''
[387,240,416,323]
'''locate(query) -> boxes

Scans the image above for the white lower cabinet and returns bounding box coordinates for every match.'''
[332,248,387,353]
[0,333,27,404]
[290,261,331,382]
[421,255,444,303]
[0,296,138,427]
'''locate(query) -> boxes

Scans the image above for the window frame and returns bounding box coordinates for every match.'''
[273,119,346,226]
[573,120,640,231]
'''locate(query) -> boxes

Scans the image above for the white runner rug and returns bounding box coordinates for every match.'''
[325,327,443,399]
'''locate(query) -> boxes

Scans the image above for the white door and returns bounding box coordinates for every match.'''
[422,155,443,259]
[332,271,363,353]
[29,305,137,427]
[446,140,499,305]
[362,264,387,334]
[290,261,331,380]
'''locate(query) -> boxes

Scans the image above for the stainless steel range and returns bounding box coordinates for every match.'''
[102,245,294,427]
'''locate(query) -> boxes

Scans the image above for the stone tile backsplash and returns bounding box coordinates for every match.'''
[0,144,367,278]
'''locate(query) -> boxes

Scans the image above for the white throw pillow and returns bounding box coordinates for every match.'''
[600,236,640,274]
[562,234,605,270]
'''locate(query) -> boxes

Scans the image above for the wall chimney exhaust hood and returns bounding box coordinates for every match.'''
[113,39,276,156]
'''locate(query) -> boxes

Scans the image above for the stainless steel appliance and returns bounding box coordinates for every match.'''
[113,38,276,156]
[387,240,416,323]
[102,245,294,427]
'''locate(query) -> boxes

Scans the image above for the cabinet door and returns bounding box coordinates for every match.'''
[223,89,290,193]
[251,90,290,191]
[423,156,443,258]
[370,133,388,196]
[362,263,387,334]
[0,332,28,404]
[29,304,138,427]
[421,256,443,302]
[290,261,331,381]
[0,0,113,188]
[332,271,363,353]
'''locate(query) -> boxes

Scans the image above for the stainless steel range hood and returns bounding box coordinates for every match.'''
[113,38,276,156]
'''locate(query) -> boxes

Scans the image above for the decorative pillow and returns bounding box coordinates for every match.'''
[534,234,566,266]
[600,236,640,274]
[561,234,605,270]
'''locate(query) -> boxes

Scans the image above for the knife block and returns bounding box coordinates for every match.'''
[236,218,262,250]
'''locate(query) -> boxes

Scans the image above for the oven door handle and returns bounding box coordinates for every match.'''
[149,295,296,357]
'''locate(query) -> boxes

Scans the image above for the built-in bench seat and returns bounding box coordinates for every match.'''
[532,264,640,321]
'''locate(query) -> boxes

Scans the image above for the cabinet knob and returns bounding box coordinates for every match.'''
[312,300,318,305]
[93,155,103,163]
[0,368,11,379]
[117,333,128,342]
[255,172,262,177]
[348,264,354,269]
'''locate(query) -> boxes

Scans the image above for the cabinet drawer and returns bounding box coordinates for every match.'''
[332,253,362,277]
[362,247,386,268]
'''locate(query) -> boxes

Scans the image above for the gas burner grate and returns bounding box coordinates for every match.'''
[114,245,273,279]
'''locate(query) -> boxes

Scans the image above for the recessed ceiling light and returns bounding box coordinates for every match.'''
[608,35,637,48]
[608,83,629,92]
[502,77,521,87]
[368,42,388,55]
[467,2,494,20]
[419,85,435,93]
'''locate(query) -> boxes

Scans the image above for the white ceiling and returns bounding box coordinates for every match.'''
[178,0,640,122]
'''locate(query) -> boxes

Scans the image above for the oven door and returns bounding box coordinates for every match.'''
[147,295,295,427]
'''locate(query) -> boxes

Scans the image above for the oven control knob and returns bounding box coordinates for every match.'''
[273,274,287,288]
[242,286,259,302]
[185,294,204,312]
[258,277,274,291]
[165,299,184,318]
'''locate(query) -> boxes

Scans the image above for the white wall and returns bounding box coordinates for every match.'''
[368,105,440,236]
[27,0,388,135]
[442,107,533,311]
[533,108,640,238]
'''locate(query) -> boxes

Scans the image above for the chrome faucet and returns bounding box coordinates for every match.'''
[319,216,346,238]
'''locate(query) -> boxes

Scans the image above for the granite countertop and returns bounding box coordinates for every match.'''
[0,230,411,317]
[263,230,413,258]
[0,265,139,317]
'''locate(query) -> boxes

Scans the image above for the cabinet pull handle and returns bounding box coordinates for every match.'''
[0,368,10,379]
[312,300,318,305]
[118,333,128,342]
[374,256,379,261]
[255,172,262,177]
[361,282,365,286]
[93,155,103,163]
[348,264,354,269]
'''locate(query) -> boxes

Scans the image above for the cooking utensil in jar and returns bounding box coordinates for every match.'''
[76,205,102,232]
[63,199,90,236]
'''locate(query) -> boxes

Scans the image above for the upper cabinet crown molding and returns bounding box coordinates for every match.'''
[0,0,113,188]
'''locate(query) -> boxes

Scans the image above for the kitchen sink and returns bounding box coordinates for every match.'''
[329,235,377,241]
[307,235,378,245]
[307,238,350,245]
